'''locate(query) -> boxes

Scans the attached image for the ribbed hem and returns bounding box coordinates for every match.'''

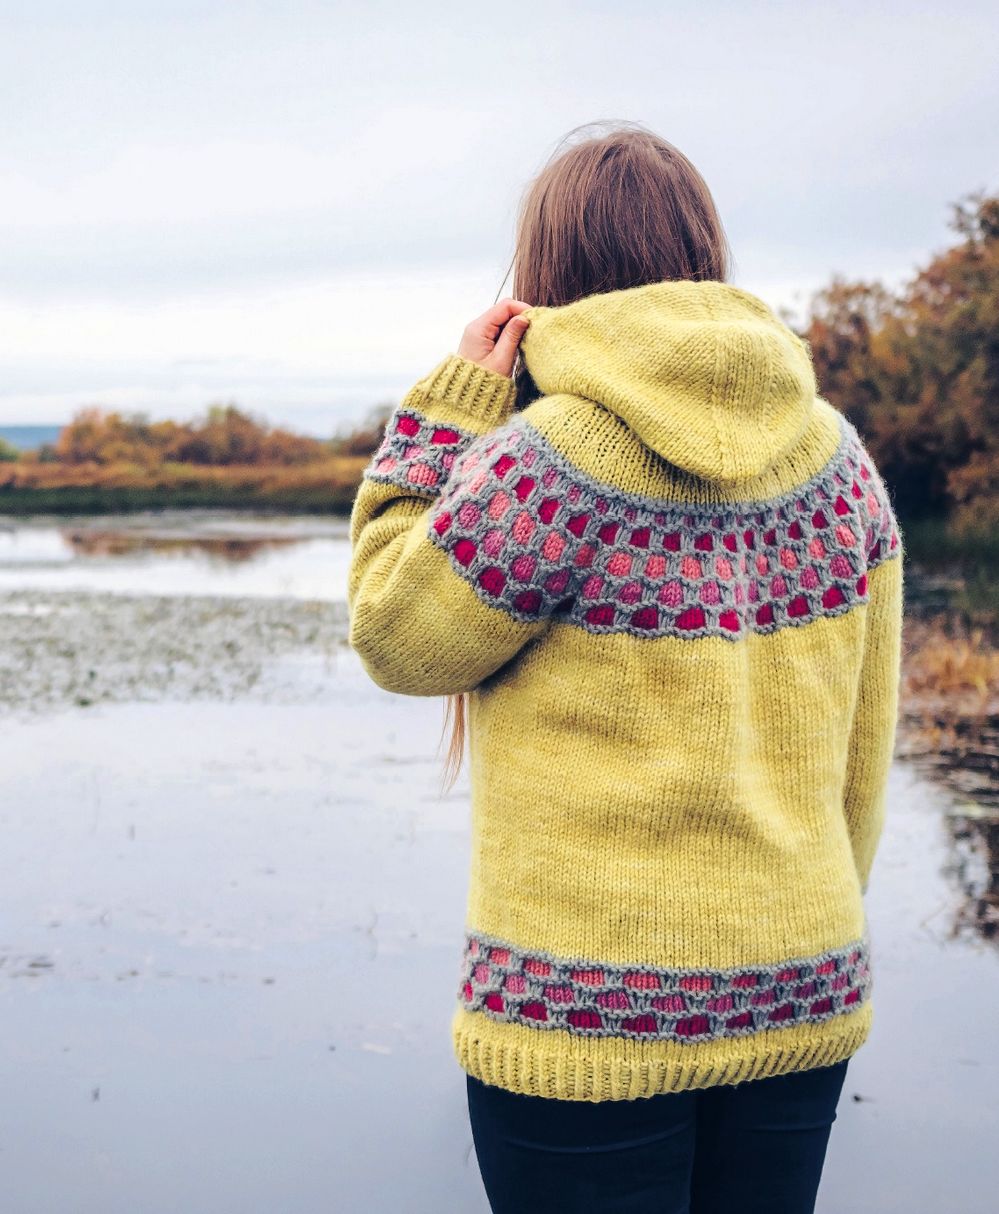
[452,1000,873,1102]
[420,355,517,428]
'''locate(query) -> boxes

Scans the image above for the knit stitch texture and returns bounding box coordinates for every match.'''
[347,279,904,1102]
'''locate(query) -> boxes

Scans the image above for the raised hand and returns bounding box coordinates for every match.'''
[456,298,531,378]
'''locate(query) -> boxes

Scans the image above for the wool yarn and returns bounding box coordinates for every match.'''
[347,279,904,1102]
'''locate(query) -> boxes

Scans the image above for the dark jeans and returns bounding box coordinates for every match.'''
[466,1058,850,1214]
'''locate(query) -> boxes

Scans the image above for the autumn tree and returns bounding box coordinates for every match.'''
[54,404,328,469]
[800,189,999,527]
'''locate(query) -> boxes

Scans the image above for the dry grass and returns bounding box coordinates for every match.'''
[0,454,371,513]
[903,619,999,707]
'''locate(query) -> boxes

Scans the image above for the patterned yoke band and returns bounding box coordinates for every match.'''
[367,405,900,642]
[458,930,872,1044]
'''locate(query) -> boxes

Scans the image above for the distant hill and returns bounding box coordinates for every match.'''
[0,425,61,451]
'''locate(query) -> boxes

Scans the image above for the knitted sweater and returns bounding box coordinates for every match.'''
[347,279,904,1102]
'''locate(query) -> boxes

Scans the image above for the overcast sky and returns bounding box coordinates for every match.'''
[1,0,996,432]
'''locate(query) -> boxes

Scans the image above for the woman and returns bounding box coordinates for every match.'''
[346,123,903,1213]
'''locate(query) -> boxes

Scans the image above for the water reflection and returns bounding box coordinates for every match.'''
[900,560,999,945]
[62,528,303,564]
[904,638,999,944]
[944,805,999,941]
[0,514,351,600]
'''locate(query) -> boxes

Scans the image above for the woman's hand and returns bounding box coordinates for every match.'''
[457,298,531,379]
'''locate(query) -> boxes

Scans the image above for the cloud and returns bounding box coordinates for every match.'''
[0,1,996,423]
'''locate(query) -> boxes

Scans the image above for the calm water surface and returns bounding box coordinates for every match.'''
[0,513,351,599]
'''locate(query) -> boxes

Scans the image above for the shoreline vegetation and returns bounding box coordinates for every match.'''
[0,466,367,515]
[0,402,375,515]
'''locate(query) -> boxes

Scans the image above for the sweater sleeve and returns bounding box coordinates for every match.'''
[346,354,557,696]
[842,539,904,896]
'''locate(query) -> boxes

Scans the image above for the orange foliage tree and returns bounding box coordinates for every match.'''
[800,190,999,528]
[53,404,327,469]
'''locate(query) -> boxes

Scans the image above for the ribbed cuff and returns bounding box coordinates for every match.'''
[419,355,517,428]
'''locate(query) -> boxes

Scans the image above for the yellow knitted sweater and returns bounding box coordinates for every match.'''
[347,279,904,1102]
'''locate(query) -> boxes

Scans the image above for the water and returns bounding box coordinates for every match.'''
[0,513,996,1212]
[0,513,351,599]
[0,424,61,451]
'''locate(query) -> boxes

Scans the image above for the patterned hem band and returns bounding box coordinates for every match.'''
[458,929,872,1044]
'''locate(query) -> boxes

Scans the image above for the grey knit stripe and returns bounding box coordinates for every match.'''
[457,927,872,1044]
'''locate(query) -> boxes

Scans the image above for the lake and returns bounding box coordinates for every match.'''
[0,512,351,599]
[0,512,996,1213]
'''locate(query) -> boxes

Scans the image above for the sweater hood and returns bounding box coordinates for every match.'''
[519,279,819,485]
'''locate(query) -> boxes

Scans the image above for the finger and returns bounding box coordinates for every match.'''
[491,313,531,369]
[476,298,531,341]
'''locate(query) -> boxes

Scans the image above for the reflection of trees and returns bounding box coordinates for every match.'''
[901,710,999,943]
[897,583,999,944]
[946,807,999,943]
[907,704,999,943]
[61,529,302,564]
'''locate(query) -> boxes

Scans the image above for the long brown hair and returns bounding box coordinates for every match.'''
[438,121,734,796]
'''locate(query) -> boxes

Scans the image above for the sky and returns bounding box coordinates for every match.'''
[1,0,996,433]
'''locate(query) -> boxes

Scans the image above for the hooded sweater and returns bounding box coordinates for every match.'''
[346,278,904,1102]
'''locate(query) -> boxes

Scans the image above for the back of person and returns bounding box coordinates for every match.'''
[347,122,904,1214]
